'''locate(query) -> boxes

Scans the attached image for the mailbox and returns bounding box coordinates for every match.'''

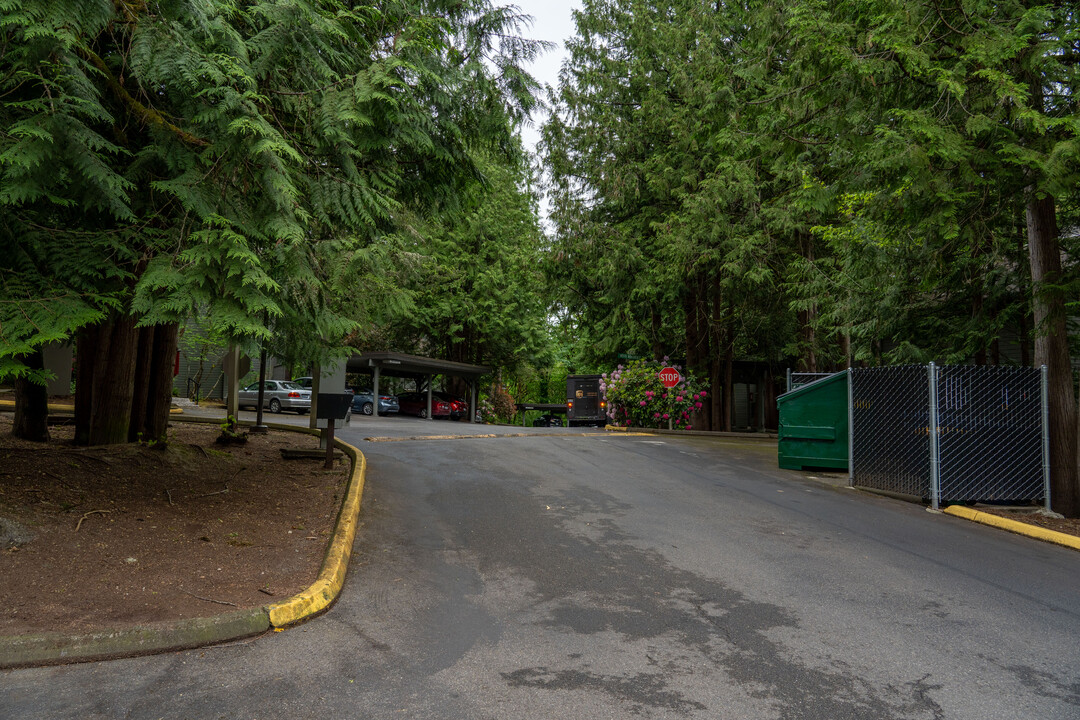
[316,393,352,426]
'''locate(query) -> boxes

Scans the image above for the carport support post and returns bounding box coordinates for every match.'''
[372,366,381,417]
[425,375,433,420]
[470,381,478,423]
[928,362,940,511]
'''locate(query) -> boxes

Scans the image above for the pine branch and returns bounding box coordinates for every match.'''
[80,47,208,147]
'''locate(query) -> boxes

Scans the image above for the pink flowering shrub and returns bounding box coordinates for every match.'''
[601,358,705,429]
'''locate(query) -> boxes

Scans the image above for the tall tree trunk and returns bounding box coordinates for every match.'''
[798,232,817,372]
[722,298,734,433]
[88,314,139,445]
[1017,229,1032,367]
[763,365,778,431]
[12,350,49,442]
[972,294,987,365]
[128,325,155,442]
[1027,192,1078,517]
[73,325,100,446]
[143,322,179,441]
[651,309,663,361]
[683,284,699,376]
[709,275,723,431]
[689,274,710,430]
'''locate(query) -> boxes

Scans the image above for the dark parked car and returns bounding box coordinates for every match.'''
[396,391,451,419]
[352,392,399,415]
[532,414,564,427]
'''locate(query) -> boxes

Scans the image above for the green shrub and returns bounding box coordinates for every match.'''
[601,359,705,430]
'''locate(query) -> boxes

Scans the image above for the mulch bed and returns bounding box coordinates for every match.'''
[0,415,349,636]
[975,507,1080,538]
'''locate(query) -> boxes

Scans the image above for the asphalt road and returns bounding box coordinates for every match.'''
[3,422,1079,719]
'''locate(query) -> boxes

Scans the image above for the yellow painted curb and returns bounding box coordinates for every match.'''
[604,425,629,432]
[943,505,1080,552]
[0,400,73,413]
[0,399,181,414]
[266,439,366,627]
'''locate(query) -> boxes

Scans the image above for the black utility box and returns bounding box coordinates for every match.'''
[317,393,352,420]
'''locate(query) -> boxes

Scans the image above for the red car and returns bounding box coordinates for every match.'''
[432,392,469,420]
[396,392,451,419]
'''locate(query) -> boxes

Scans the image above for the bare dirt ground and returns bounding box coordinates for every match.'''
[978,506,1080,537]
[0,413,349,636]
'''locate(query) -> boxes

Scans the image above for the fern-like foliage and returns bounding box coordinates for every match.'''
[1,0,547,378]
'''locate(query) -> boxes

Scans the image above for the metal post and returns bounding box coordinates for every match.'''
[372,366,381,417]
[928,362,940,511]
[324,423,335,469]
[1040,364,1051,511]
[786,368,792,394]
[847,368,854,487]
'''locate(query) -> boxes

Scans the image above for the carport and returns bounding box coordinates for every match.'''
[345,351,490,423]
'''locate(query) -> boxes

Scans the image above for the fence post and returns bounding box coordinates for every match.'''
[928,362,940,510]
[786,368,791,394]
[1040,364,1051,512]
[847,368,854,487]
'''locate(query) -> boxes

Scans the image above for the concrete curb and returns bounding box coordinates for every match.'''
[266,438,366,627]
[942,505,1080,552]
[0,609,270,670]
[0,415,367,668]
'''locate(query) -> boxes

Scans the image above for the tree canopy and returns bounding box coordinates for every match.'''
[542,0,1078,510]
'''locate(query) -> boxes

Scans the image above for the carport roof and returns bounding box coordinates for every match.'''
[346,351,491,380]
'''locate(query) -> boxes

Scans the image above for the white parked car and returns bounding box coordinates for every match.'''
[238,380,311,414]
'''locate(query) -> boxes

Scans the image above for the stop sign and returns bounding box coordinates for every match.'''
[658,367,681,388]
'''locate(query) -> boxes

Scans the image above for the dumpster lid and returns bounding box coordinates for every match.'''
[777,369,848,402]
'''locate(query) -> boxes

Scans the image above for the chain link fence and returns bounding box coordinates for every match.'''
[850,366,931,499]
[786,370,837,393]
[850,364,1049,509]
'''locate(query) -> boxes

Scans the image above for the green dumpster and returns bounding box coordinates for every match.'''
[777,370,849,471]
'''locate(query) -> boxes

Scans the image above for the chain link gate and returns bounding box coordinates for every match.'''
[849,364,1049,510]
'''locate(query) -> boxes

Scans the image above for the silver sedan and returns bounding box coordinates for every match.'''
[238,380,312,414]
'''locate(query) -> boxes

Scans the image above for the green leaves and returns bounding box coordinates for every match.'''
[2,0,548,381]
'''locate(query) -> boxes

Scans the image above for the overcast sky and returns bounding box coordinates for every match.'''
[511,0,582,222]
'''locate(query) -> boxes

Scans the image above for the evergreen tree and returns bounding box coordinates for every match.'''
[1,0,545,443]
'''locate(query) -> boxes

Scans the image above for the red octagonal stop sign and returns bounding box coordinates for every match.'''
[658,367,681,388]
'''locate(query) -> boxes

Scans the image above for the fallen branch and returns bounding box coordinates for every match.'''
[74,509,111,532]
[165,488,173,505]
[193,483,229,499]
[180,589,238,607]
[188,443,209,459]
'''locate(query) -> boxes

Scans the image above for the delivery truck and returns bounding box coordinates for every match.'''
[566,374,607,427]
